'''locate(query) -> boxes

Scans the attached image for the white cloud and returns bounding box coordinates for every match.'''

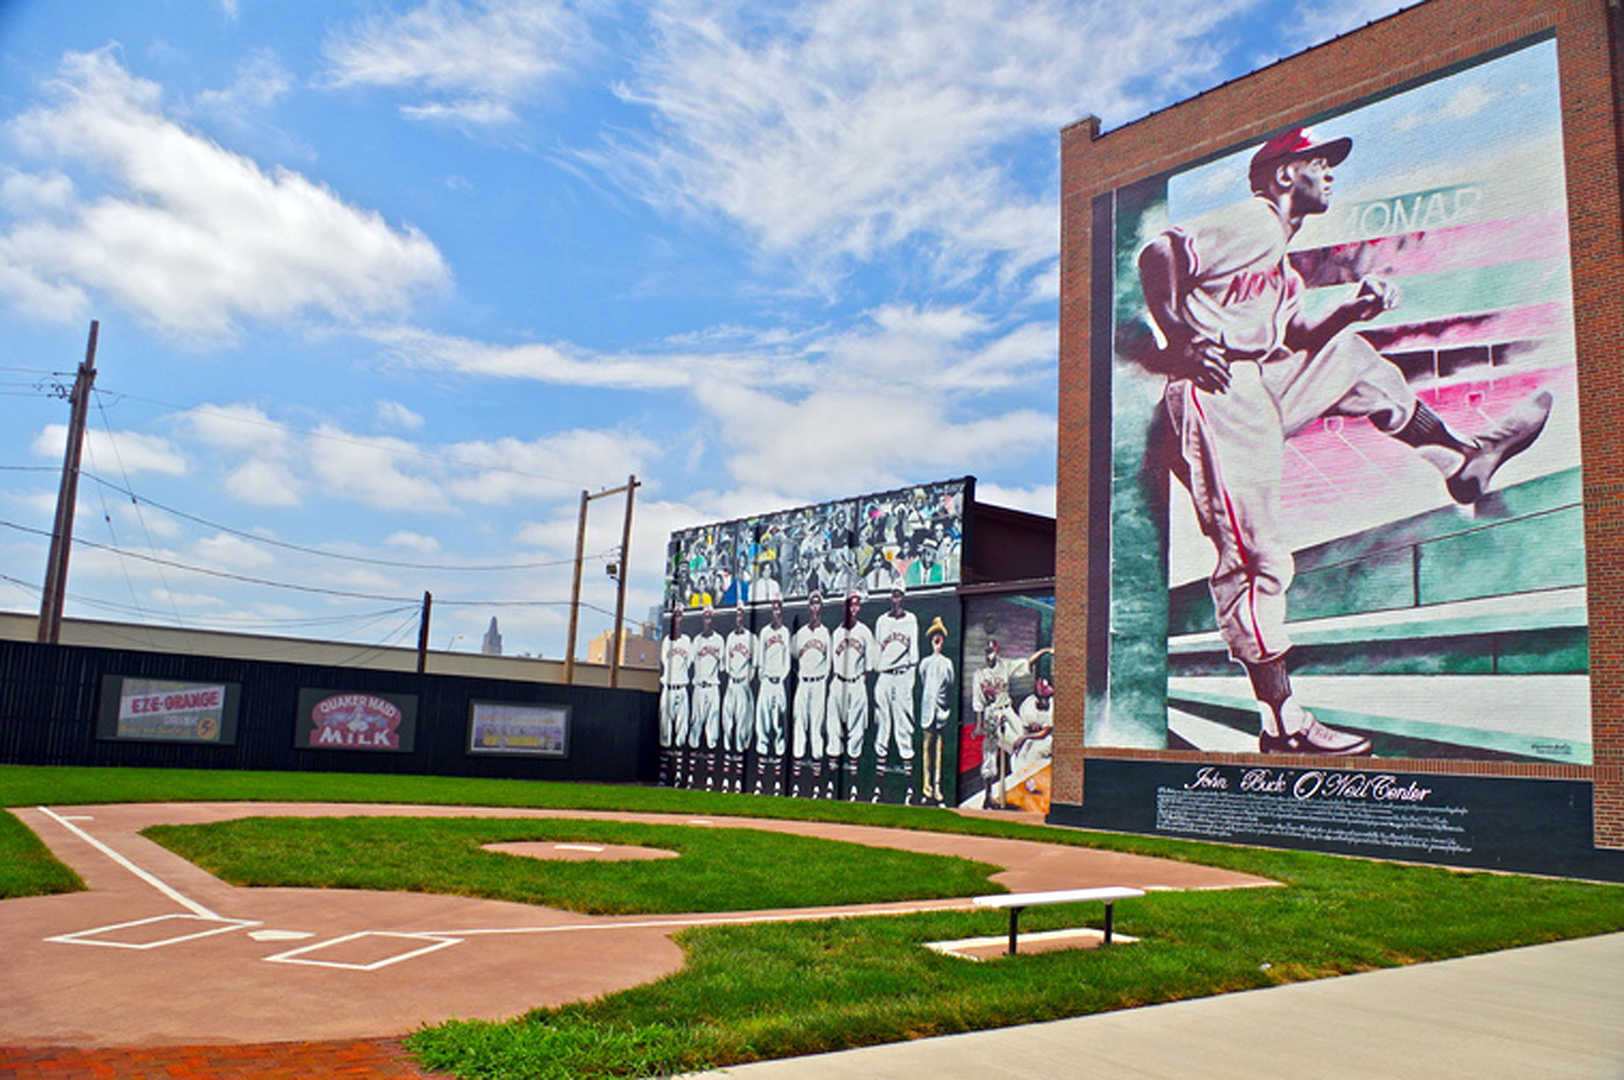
[376,400,426,431]
[307,425,450,512]
[973,481,1056,517]
[223,457,303,507]
[0,49,449,344]
[324,0,592,125]
[386,530,441,553]
[592,0,1252,283]
[447,428,658,505]
[1281,0,1408,53]
[191,52,294,125]
[183,403,289,452]
[193,531,276,569]
[33,423,189,476]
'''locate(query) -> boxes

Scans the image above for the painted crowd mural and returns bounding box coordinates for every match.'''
[959,594,1055,813]
[662,480,968,804]
[665,478,968,611]
[1091,36,1591,764]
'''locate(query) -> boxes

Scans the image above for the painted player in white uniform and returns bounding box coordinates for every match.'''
[1010,678,1055,783]
[826,590,877,800]
[722,603,757,793]
[917,617,955,806]
[754,595,792,795]
[791,591,832,797]
[689,604,725,788]
[971,638,1053,809]
[1137,127,1552,756]
[659,608,692,787]
[871,585,919,803]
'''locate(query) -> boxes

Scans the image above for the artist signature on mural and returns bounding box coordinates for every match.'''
[1185,766,1434,803]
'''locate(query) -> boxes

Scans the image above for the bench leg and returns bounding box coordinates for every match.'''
[1103,902,1114,945]
[1007,906,1025,955]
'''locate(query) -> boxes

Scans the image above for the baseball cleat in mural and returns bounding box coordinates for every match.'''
[1446,391,1555,505]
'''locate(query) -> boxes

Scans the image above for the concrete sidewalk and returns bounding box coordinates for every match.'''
[689,931,1624,1079]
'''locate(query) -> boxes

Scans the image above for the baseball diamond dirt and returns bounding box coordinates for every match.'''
[0,803,1273,1050]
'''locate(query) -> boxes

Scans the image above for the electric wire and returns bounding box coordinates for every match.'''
[77,471,594,573]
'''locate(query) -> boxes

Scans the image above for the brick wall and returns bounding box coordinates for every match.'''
[1054,0,1624,847]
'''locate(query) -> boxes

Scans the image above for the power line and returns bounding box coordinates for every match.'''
[77,471,595,573]
[0,518,619,616]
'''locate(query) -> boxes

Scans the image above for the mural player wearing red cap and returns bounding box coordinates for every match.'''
[1136,127,1552,756]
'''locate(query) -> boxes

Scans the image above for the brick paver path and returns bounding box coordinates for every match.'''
[0,1039,453,1078]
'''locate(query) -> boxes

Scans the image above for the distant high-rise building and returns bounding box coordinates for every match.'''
[481,617,503,656]
[588,623,659,669]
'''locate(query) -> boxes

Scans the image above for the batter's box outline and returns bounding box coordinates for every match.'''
[47,913,261,950]
[264,931,463,971]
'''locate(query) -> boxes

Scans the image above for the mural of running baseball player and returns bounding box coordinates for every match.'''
[753,595,792,795]
[791,589,832,797]
[721,603,757,793]
[689,604,725,789]
[1096,38,1590,763]
[826,589,877,800]
[917,616,956,806]
[872,584,920,803]
[959,594,1055,812]
[659,607,691,787]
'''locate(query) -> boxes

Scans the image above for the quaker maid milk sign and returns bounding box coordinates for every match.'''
[295,688,418,752]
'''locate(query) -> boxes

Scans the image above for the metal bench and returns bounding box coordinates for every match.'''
[972,886,1145,954]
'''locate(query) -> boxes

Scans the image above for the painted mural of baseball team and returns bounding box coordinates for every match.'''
[666,480,966,612]
[660,586,957,804]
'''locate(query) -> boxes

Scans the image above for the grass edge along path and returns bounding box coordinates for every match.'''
[4,765,1624,1080]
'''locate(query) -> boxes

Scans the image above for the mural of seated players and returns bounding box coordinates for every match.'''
[826,589,876,800]
[791,591,832,797]
[970,636,1053,810]
[753,595,792,796]
[1005,677,1055,813]
[872,584,919,803]
[659,607,691,787]
[721,603,756,793]
[689,604,725,790]
[917,617,955,806]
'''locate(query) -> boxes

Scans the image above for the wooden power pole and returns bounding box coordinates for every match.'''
[563,475,640,685]
[38,321,99,644]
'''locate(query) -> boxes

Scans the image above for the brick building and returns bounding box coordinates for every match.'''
[1053,0,1623,877]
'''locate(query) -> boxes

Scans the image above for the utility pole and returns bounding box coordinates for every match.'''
[38,321,98,644]
[415,591,432,673]
[562,475,640,685]
[609,474,638,689]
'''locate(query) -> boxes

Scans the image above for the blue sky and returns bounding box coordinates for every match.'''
[0,0,1410,659]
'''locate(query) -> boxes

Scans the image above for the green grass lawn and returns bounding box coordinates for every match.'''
[143,815,1003,914]
[5,764,1624,1080]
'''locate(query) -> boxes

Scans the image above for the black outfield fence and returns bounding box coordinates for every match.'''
[0,639,658,783]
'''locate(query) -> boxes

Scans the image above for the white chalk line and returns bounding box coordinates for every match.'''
[423,899,978,937]
[36,805,219,920]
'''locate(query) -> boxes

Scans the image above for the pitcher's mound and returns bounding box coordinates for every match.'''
[481,840,679,862]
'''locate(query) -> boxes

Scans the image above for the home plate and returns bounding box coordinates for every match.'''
[926,928,1139,961]
[248,929,315,942]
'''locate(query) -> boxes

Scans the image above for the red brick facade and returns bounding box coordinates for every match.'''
[1054,0,1624,848]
